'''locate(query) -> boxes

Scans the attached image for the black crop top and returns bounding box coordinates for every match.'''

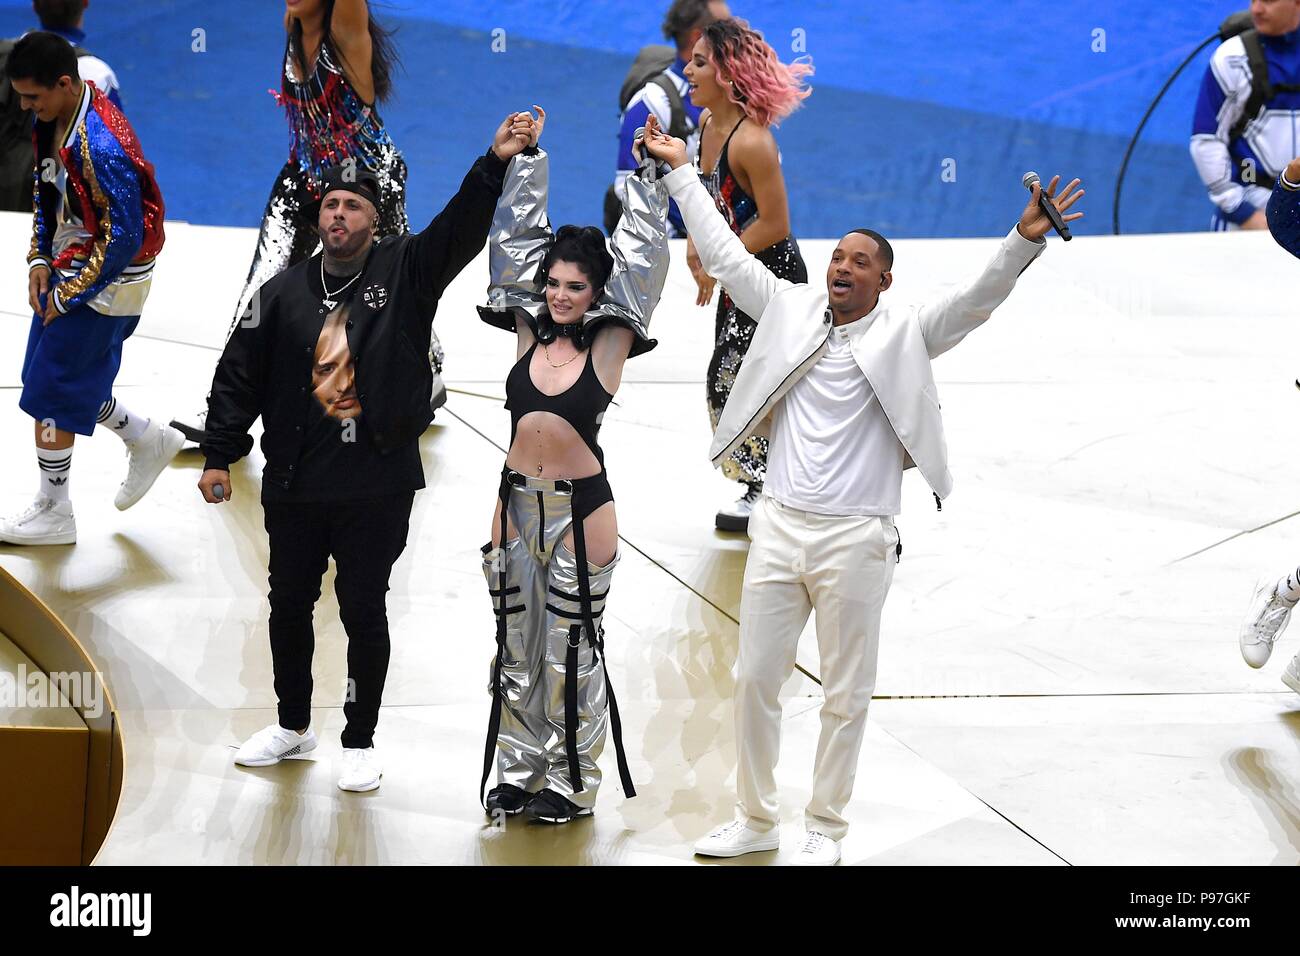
[505,342,613,463]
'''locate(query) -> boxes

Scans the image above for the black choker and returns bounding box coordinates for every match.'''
[538,315,587,349]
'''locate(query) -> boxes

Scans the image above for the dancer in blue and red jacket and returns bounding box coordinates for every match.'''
[0,32,184,547]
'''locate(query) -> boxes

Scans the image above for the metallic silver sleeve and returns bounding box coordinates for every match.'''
[478,148,552,332]
[583,150,670,358]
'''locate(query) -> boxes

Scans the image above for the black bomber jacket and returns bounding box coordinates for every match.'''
[202,148,508,492]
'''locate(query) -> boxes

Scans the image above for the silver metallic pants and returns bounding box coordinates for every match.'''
[481,472,620,809]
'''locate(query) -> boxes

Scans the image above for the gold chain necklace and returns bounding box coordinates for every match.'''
[543,343,581,368]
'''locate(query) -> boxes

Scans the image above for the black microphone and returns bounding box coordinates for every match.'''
[1219,11,1254,40]
[1022,171,1071,241]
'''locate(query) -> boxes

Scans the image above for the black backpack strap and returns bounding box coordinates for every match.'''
[649,73,691,143]
[1230,29,1274,142]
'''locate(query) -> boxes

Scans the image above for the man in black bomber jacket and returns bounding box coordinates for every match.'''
[198,111,537,793]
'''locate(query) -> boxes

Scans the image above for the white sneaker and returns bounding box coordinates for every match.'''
[338,747,382,792]
[115,419,186,511]
[789,829,841,866]
[1283,653,1300,697]
[1239,578,1296,668]
[715,483,761,533]
[693,818,779,858]
[0,496,76,545]
[234,723,317,767]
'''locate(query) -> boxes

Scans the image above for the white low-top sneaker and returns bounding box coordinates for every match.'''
[693,818,779,858]
[1239,578,1296,668]
[0,496,76,545]
[115,419,186,511]
[715,483,761,533]
[234,723,317,767]
[338,747,382,792]
[789,829,841,866]
[1283,653,1300,697]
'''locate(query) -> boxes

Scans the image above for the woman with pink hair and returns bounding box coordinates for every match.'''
[684,17,813,532]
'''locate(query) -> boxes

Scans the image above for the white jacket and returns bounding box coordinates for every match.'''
[664,163,1046,504]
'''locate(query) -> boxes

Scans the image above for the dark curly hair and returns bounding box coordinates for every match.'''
[538,225,615,300]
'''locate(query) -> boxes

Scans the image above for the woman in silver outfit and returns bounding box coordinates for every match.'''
[476,109,672,824]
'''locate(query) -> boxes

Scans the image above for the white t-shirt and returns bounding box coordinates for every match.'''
[766,315,906,516]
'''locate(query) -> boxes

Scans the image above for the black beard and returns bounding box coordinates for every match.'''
[322,230,370,274]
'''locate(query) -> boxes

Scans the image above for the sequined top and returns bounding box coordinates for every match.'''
[28,80,164,317]
[276,37,397,182]
[698,117,758,236]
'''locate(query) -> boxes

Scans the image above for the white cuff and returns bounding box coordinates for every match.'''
[1006,224,1047,258]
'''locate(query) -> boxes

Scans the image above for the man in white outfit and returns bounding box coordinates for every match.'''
[641,119,1084,865]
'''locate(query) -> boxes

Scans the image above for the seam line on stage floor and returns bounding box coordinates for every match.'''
[1167,508,1300,565]
[879,725,1073,866]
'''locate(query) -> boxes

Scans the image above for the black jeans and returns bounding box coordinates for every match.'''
[263,492,414,749]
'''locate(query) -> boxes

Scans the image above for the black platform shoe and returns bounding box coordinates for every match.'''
[524,788,594,824]
[485,784,530,817]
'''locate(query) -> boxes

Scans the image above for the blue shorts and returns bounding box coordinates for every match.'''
[20,302,140,436]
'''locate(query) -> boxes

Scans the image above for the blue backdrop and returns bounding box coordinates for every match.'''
[0,0,1250,238]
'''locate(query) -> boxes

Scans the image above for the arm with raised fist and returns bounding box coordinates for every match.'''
[643,115,792,321]
[482,106,553,353]
[407,111,535,303]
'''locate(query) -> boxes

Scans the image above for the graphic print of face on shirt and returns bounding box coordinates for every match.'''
[311,305,361,420]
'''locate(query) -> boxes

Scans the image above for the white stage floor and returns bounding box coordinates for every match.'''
[1,210,1297,865]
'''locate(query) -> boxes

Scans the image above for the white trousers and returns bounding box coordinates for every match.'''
[734,495,898,841]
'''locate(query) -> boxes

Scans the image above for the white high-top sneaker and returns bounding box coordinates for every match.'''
[1239,578,1296,668]
[715,483,762,533]
[115,419,186,511]
[0,496,76,545]
[1283,653,1300,697]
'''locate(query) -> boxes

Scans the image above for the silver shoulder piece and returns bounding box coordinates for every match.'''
[477,147,552,334]
[583,149,670,357]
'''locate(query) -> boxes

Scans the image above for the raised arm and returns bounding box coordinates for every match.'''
[589,139,671,388]
[644,121,791,320]
[479,143,553,351]
[407,112,532,317]
[917,175,1081,358]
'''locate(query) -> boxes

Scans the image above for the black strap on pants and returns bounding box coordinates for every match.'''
[479,472,512,808]
[568,512,636,798]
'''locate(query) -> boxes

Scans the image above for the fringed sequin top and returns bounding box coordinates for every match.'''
[275,38,397,182]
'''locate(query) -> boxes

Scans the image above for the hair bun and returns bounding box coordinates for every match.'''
[540,223,616,293]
